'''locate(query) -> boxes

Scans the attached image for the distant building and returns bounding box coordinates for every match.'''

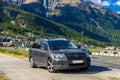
[105,46,117,50]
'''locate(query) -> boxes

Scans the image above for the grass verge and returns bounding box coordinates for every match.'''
[89,49,100,53]
[0,75,9,80]
[109,77,120,80]
[0,48,28,58]
[0,71,9,80]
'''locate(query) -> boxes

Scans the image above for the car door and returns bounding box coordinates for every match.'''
[30,43,40,64]
[35,40,49,65]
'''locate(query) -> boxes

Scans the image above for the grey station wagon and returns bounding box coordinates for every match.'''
[29,38,91,73]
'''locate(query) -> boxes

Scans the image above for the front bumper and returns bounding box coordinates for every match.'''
[53,59,90,70]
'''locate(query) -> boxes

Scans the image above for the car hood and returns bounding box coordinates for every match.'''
[50,49,86,54]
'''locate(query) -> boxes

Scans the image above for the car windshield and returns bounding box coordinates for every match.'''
[48,40,77,50]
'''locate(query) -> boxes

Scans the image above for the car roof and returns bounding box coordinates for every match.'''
[47,38,68,41]
[36,38,68,42]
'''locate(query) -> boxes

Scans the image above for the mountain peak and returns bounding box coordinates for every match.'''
[2,0,120,44]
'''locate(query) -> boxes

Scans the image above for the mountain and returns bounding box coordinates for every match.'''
[1,2,106,46]
[14,0,120,45]
[1,0,120,46]
[0,2,77,39]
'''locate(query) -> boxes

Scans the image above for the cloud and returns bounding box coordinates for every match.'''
[90,0,101,4]
[114,0,120,6]
[100,1,111,6]
[117,11,120,14]
[90,0,110,6]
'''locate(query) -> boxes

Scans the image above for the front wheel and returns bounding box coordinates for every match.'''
[29,57,37,68]
[47,58,56,73]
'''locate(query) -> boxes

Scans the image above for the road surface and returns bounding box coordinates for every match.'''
[0,53,120,80]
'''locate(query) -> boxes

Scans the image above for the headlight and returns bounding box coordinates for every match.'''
[53,54,67,60]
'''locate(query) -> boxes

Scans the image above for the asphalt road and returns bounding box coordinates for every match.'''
[0,53,120,80]
[91,57,120,69]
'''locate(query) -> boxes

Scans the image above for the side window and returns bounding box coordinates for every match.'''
[32,43,37,48]
[32,41,48,50]
[36,43,41,49]
[40,41,48,50]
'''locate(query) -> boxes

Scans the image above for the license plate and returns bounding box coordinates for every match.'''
[72,60,84,64]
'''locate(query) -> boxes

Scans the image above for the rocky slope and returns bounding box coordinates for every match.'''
[0,2,83,42]
[19,0,120,44]
[2,0,120,45]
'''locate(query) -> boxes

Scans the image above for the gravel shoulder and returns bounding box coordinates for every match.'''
[0,53,120,80]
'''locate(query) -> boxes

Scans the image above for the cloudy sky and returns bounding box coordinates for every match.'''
[91,0,120,13]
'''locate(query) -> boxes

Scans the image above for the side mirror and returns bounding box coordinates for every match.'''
[77,45,81,49]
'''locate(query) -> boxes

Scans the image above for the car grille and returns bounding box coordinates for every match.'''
[69,63,85,66]
[65,53,85,60]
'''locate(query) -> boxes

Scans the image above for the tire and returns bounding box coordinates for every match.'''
[47,58,56,73]
[29,57,37,68]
